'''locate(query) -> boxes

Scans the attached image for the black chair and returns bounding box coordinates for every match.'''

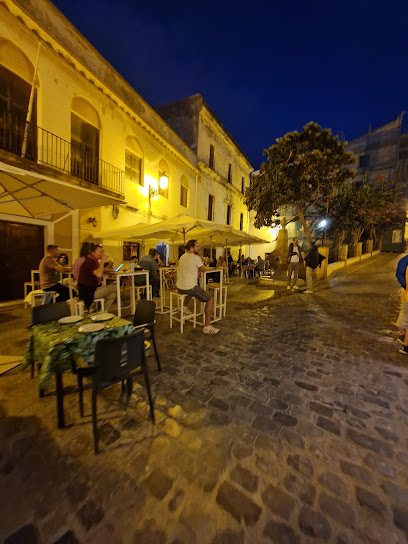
[30,301,71,379]
[78,330,155,454]
[133,299,161,371]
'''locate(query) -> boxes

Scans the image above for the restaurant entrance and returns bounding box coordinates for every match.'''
[0,220,44,301]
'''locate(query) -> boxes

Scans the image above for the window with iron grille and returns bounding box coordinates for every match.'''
[226,205,232,225]
[180,176,189,207]
[359,154,369,168]
[241,177,245,193]
[239,213,244,231]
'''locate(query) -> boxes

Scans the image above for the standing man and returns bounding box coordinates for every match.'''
[39,245,72,301]
[77,244,116,311]
[395,254,408,351]
[177,239,219,334]
[137,248,160,298]
[304,242,320,293]
[255,255,265,277]
[287,237,303,290]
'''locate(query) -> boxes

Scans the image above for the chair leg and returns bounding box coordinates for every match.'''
[143,364,155,423]
[126,377,133,396]
[92,388,99,455]
[77,374,84,417]
[151,331,161,371]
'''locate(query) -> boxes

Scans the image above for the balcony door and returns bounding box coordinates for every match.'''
[0,65,36,157]
[71,113,99,184]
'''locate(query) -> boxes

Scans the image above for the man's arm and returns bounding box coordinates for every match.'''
[151,261,159,281]
[198,264,207,272]
[93,254,106,278]
[396,258,408,289]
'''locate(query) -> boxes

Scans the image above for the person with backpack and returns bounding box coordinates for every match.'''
[303,242,324,294]
[395,254,408,353]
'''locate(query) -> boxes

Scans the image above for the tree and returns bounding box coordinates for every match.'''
[245,122,356,244]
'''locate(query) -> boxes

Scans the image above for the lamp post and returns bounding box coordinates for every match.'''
[148,174,168,217]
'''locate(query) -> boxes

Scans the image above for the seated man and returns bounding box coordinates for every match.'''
[136,248,160,298]
[39,245,72,301]
[176,239,219,335]
[77,244,116,311]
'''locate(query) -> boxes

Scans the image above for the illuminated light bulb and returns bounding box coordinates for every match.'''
[159,175,169,190]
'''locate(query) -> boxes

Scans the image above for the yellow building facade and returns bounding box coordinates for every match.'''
[0,0,273,300]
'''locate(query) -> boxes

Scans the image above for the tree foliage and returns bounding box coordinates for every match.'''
[245,122,356,243]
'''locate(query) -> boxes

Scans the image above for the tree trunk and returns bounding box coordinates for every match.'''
[296,206,312,245]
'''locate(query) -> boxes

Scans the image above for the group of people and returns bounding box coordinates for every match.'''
[287,237,324,293]
[38,242,162,312]
[235,255,265,277]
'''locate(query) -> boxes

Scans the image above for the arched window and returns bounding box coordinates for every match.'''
[180,175,189,207]
[71,97,101,184]
[158,159,170,198]
[0,38,38,157]
[125,135,144,186]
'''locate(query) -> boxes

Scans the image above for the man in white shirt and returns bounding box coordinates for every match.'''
[177,239,219,334]
[287,237,303,290]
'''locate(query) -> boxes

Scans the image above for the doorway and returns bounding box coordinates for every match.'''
[0,220,44,301]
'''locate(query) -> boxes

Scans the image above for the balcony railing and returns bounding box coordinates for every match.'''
[0,120,124,196]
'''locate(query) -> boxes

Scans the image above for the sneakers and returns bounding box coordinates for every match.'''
[203,325,219,335]
[304,290,313,294]
[398,335,405,345]
[286,286,291,290]
[399,346,408,355]
[182,306,192,315]
[293,285,300,290]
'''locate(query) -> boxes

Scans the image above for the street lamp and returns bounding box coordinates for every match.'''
[148,174,169,216]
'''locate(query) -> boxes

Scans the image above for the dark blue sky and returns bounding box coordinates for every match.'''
[53,0,408,167]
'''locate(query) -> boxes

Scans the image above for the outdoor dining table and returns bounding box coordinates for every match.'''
[23,315,134,428]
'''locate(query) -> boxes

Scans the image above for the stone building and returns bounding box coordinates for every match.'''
[0,0,266,301]
[347,113,408,251]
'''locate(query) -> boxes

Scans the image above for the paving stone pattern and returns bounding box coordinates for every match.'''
[1,254,408,543]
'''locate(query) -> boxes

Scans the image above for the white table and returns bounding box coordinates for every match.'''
[115,270,150,317]
[158,266,178,314]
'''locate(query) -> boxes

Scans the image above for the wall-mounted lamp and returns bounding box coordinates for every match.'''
[87,217,98,228]
[159,174,169,190]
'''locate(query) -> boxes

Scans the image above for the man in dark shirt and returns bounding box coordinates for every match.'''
[136,248,160,297]
[39,245,72,301]
[78,244,116,311]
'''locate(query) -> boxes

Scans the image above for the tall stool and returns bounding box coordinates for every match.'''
[169,292,197,333]
[206,283,223,322]
[135,285,153,301]
[73,298,105,316]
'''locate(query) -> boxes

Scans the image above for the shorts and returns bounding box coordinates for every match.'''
[396,301,408,329]
[177,285,212,303]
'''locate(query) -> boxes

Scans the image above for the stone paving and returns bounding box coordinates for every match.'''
[1,253,408,544]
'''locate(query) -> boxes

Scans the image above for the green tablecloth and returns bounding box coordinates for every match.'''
[23,316,134,389]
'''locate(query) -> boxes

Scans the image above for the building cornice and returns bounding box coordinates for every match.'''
[2,0,199,175]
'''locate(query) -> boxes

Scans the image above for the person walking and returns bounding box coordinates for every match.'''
[287,237,303,290]
[304,242,320,293]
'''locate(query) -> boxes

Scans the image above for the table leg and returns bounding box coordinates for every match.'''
[55,372,65,429]
[146,271,151,301]
[130,275,135,315]
[159,270,164,313]
[116,278,121,317]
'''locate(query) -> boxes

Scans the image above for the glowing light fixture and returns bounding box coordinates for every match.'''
[319,219,328,228]
[159,174,169,190]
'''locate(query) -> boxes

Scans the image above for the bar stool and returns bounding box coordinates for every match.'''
[169,292,197,333]
[206,283,223,321]
[73,298,105,316]
[135,285,153,301]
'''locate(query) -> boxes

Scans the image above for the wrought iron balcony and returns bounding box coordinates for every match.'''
[0,119,124,196]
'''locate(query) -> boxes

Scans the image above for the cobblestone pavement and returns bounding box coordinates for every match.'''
[1,253,408,544]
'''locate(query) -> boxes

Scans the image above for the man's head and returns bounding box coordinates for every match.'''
[186,239,199,254]
[91,243,104,260]
[257,256,261,260]
[149,248,157,258]
[130,256,138,263]
[293,238,299,246]
[47,244,59,258]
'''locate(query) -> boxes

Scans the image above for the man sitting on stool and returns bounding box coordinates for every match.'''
[39,244,72,301]
[177,239,219,335]
[77,244,116,311]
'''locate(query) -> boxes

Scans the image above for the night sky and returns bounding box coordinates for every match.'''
[52,0,408,168]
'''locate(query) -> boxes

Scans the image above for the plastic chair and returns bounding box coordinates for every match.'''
[88,330,155,454]
[133,299,161,371]
[30,301,71,379]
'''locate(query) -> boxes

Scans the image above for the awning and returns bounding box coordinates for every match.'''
[0,161,124,219]
[99,222,148,240]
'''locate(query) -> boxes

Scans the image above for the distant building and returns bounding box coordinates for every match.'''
[347,114,408,251]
